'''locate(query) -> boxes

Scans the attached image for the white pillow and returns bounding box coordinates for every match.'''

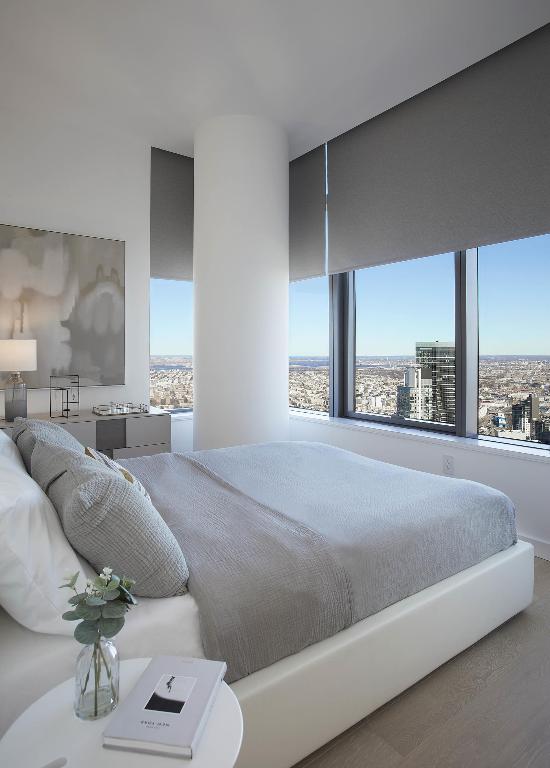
[0,452,94,635]
[0,429,25,470]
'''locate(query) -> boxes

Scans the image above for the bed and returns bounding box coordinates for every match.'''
[0,426,534,768]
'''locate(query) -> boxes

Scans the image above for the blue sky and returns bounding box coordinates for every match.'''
[151,234,549,357]
[150,279,193,355]
[478,234,549,355]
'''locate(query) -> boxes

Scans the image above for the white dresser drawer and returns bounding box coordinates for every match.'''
[113,443,168,459]
[61,420,97,447]
[125,414,171,448]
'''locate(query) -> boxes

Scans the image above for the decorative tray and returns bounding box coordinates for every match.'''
[92,403,150,416]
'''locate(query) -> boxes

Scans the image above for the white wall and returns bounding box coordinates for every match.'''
[0,109,151,416]
[193,115,289,450]
[290,413,550,560]
[171,413,194,453]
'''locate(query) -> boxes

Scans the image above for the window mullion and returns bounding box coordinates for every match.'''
[329,272,352,417]
[455,249,479,438]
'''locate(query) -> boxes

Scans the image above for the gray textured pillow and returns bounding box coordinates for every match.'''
[37,444,188,598]
[84,446,151,500]
[31,440,82,493]
[12,418,83,472]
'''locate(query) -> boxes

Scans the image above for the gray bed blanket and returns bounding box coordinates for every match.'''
[121,442,516,682]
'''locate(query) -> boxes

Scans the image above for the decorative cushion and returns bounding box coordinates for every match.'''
[0,450,93,635]
[12,418,83,472]
[37,444,188,598]
[84,447,151,500]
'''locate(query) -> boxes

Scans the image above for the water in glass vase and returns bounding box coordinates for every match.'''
[74,637,119,720]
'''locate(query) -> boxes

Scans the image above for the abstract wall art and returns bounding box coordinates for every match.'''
[0,224,125,388]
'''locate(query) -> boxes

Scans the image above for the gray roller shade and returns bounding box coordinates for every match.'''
[289,145,326,281]
[150,147,194,281]
[328,24,550,275]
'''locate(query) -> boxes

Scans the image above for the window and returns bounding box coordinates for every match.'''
[149,279,193,411]
[478,233,550,445]
[352,253,456,429]
[289,276,329,412]
[317,233,550,449]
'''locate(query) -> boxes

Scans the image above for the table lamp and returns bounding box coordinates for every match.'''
[0,340,37,421]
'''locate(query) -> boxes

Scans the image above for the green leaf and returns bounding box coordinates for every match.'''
[103,588,121,601]
[68,592,87,605]
[68,571,80,588]
[62,610,81,621]
[102,601,126,618]
[99,617,125,638]
[119,586,137,605]
[77,604,102,620]
[108,574,120,589]
[85,596,106,606]
[74,620,101,645]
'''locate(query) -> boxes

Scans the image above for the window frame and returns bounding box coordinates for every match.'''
[327,245,549,451]
[329,251,480,438]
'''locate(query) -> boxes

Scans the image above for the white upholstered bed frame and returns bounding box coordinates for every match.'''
[233,540,533,768]
[0,541,533,768]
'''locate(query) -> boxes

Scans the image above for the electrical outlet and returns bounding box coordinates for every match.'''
[443,454,455,477]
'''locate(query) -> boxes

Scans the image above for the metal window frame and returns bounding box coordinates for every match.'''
[332,253,472,435]
[329,272,353,417]
[455,249,479,438]
[326,246,549,450]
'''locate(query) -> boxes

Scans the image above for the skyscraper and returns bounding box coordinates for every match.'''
[512,394,540,432]
[397,366,433,421]
[415,342,456,424]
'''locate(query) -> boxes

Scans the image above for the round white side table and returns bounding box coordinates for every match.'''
[0,658,243,768]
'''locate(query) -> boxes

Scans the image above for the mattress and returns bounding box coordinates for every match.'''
[121,441,517,682]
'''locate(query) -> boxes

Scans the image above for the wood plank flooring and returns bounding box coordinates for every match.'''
[293,557,550,768]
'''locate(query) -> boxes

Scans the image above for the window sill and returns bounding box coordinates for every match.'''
[289,409,550,464]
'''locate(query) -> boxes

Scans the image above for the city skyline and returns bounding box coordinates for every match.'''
[151,345,550,445]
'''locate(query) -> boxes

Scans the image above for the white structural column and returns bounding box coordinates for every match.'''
[193,115,289,449]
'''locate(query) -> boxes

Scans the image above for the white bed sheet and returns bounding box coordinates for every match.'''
[0,592,204,735]
[118,591,205,659]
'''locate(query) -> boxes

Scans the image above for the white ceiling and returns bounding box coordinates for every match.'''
[1,0,548,159]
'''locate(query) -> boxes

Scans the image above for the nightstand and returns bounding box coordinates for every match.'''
[0,657,243,767]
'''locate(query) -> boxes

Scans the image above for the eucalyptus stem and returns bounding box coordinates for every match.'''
[94,638,100,717]
[98,637,118,701]
[81,652,93,699]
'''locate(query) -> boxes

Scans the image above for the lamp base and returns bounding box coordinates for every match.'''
[5,372,27,422]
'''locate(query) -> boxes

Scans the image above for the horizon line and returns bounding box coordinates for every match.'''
[151,353,550,359]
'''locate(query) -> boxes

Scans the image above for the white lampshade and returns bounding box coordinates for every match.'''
[0,340,37,372]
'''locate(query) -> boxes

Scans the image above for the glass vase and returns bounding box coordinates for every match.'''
[74,637,119,720]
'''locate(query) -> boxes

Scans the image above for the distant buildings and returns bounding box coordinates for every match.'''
[150,358,193,409]
[150,352,550,445]
[511,394,539,431]
[289,363,329,411]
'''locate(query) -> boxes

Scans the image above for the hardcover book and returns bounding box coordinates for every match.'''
[103,656,227,758]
